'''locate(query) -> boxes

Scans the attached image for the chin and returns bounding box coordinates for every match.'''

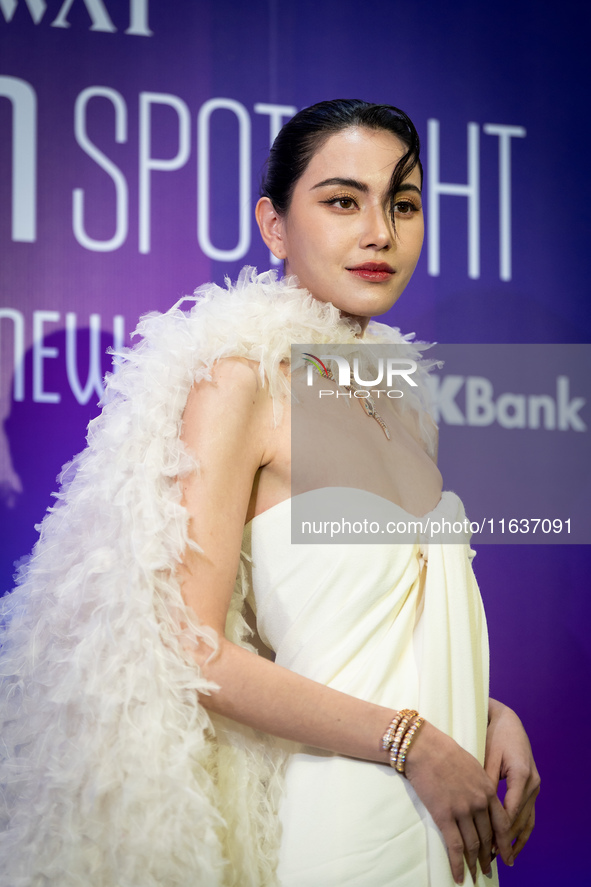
[343,293,402,319]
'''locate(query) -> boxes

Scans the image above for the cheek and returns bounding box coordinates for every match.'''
[305,224,347,265]
[293,225,333,270]
[417,222,425,251]
[284,210,347,280]
[402,223,424,261]
[414,218,425,250]
[412,234,424,263]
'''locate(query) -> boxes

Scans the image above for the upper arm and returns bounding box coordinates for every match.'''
[177,358,271,634]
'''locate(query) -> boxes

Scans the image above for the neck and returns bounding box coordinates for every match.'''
[340,310,369,336]
[282,265,370,336]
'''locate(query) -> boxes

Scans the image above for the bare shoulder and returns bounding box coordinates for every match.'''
[182,357,273,461]
[180,356,278,537]
[184,356,267,415]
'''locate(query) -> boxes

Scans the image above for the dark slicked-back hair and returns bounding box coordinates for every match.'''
[260,99,422,229]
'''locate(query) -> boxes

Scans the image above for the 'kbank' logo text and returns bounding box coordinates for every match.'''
[429,375,586,431]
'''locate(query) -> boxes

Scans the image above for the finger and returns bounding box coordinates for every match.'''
[483,747,503,789]
[489,796,514,867]
[509,793,535,844]
[441,822,469,885]
[511,806,536,860]
[457,817,481,884]
[505,768,540,828]
[503,769,529,823]
[474,810,494,876]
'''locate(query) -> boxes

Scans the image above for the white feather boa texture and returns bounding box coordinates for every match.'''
[0,268,437,886]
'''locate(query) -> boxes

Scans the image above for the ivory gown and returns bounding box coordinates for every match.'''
[0,269,497,886]
[244,488,499,887]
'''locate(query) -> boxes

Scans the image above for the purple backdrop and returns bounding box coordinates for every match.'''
[2,1,590,883]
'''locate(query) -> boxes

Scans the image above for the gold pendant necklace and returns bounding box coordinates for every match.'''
[302,353,391,441]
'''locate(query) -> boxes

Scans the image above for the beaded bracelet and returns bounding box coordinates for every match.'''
[394,715,425,774]
[381,709,413,752]
[388,709,418,768]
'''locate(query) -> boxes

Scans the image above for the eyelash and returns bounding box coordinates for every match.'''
[322,194,358,210]
[393,199,420,215]
[321,195,421,215]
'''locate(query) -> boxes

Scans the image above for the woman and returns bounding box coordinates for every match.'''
[0,100,538,887]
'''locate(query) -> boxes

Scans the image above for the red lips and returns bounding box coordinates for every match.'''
[347,262,395,281]
[348,262,394,272]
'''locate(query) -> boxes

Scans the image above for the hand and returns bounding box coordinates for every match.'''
[485,698,540,860]
[405,720,513,884]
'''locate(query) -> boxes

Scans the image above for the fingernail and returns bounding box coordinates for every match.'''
[484,868,494,880]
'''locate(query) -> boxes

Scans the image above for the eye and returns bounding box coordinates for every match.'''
[393,199,420,215]
[322,194,358,210]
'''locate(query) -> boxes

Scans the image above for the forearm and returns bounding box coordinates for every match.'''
[196,643,516,883]
[197,638,393,765]
[488,696,506,721]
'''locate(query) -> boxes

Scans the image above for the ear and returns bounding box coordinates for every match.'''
[255,197,287,260]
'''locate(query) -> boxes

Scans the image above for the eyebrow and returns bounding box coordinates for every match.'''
[311,177,368,192]
[311,177,422,196]
[395,183,422,196]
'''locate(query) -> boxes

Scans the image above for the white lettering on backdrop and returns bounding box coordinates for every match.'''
[0,0,152,35]
[197,98,251,262]
[0,76,37,242]
[0,309,125,404]
[428,120,526,282]
[482,124,527,281]
[138,92,191,254]
[428,374,587,432]
[254,102,298,266]
[73,87,129,251]
[1,78,527,278]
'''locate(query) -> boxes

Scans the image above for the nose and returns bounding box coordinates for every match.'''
[360,202,392,251]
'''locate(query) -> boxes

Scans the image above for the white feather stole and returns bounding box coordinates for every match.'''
[0,268,435,886]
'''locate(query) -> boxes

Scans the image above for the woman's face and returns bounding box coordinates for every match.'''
[257,126,424,331]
